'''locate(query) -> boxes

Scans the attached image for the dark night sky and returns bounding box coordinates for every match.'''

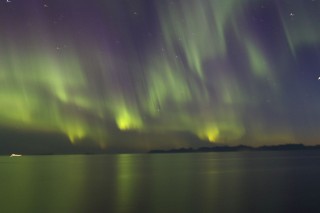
[0,0,320,152]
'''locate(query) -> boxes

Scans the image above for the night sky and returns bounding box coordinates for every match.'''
[0,0,320,152]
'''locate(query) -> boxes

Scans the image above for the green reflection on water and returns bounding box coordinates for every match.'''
[0,152,311,213]
[115,154,136,213]
[0,154,247,213]
[0,156,86,213]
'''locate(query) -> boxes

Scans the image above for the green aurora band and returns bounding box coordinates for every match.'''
[0,0,320,149]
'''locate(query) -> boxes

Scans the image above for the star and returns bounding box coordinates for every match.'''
[290,12,295,17]
[6,0,11,2]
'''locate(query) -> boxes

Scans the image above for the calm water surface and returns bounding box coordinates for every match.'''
[1,151,320,213]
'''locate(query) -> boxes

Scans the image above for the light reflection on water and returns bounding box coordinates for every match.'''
[1,151,320,213]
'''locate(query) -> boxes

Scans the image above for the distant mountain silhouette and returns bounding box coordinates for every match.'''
[149,144,320,153]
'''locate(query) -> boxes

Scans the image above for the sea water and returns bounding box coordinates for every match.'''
[1,151,320,213]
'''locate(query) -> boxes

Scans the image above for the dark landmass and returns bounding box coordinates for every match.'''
[1,126,320,155]
[149,144,320,154]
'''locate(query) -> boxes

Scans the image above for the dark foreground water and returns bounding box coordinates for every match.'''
[1,151,320,213]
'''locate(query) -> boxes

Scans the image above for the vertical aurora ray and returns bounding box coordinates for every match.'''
[276,0,320,55]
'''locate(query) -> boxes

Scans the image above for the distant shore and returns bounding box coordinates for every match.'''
[3,144,320,156]
[149,144,320,154]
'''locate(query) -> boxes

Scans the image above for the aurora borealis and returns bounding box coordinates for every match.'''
[0,0,320,151]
